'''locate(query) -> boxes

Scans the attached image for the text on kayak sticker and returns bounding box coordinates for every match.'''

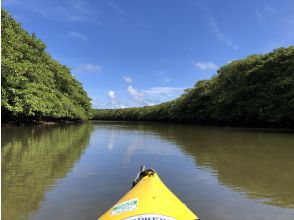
[112,198,138,215]
[124,214,176,220]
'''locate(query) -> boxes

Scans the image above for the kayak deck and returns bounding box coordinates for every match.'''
[98,168,199,220]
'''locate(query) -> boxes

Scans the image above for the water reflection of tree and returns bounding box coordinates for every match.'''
[163,126,294,208]
[1,123,93,220]
[94,121,294,208]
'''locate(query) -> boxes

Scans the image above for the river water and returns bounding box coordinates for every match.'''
[2,121,294,220]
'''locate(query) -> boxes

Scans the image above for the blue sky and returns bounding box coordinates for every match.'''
[3,0,294,108]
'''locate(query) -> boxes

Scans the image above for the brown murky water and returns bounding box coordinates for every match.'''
[2,121,294,220]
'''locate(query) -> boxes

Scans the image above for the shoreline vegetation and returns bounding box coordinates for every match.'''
[93,47,294,128]
[2,9,293,128]
[1,9,92,123]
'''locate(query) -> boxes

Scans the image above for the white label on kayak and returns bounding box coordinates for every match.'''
[124,214,176,220]
[112,198,138,215]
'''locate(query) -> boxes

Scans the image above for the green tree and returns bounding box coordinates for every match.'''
[1,9,92,122]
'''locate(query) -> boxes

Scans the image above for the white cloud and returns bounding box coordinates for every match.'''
[107,90,116,106]
[127,85,145,101]
[146,102,156,106]
[74,64,102,74]
[123,76,133,83]
[67,31,88,41]
[193,61,218,70]
[227,59,235,64]
[108,90,115,99]
[98,86,185,108]
[208,16,238,50]
[107,90,126,108]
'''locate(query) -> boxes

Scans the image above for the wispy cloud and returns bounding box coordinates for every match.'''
[127,85,145,101]
[263,5,276,13]
[158,70,172,84]
[143,87,185,95]
[3,0,92,22]
[256,5,276,23]
[162,78,172,84]
[126,86,185,106]
[208,16,239,50]
[32,8,47,17]
[108,1,129,17]
[262,12,294,52]
[66,31,88,41]
[74,64,102,74]
[143,86,185,105]
[107,1,150,29]
[123,76,133,83]
[193,61,218,70]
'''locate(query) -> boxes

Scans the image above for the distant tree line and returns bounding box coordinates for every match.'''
[93,46,294,128]
[1,9,92,122]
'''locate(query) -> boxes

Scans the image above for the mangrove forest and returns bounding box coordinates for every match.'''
[1,9,92,122]
[93,46,294,128]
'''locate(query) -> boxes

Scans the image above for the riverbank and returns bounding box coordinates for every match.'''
[93,47,294,129]
[1,120,83,127]
[1,112,86,126]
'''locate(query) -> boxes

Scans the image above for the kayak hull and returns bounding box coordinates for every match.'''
[98,170,199,220]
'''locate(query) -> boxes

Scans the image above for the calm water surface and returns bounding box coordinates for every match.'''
[2,121,294,220]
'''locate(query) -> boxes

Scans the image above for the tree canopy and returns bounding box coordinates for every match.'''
[1,9,92,122]
[93,46,294,128]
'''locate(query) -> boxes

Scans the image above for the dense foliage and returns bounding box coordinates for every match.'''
[1,9,92,121]
[93,47,294,128]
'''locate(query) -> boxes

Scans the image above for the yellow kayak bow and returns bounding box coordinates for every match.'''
[98,166,199,220]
